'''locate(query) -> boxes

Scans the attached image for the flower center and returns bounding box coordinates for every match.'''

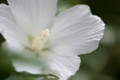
[30,29,49,52]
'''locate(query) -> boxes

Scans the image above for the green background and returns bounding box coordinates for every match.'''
[0,0,120,80]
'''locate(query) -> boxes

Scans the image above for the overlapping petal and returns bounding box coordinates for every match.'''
[10,50,80,80]
[48,53,80,80]
[50,5,105,55]
[0,4,28,51]
[8,0,57,36]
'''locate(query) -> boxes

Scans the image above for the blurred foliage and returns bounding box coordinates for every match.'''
[0,49,15,80]
[0,0,120,80]
[82,0,120,26]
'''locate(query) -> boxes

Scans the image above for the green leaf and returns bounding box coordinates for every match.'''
[0,49,15,80]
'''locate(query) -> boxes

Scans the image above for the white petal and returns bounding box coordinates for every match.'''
[50,5,105,55]
[8,0,57,36]
[10,50,80,80]
[0,4,28,51]
[10,51,47,74]
[49,53,81,80]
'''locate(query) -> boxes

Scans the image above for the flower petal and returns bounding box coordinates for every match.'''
[0,4,28,52]
[10,50,80,80]
[8,0,57,36]
[50,5,105,55]
[49,53,80,80]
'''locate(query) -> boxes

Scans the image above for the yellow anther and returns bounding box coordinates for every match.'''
[31,29,49,52]
[40,29,49,37]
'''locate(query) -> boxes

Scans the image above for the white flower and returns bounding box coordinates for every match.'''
[0,0,105,80]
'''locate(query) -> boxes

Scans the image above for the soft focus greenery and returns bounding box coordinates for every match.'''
[0,0,120,80]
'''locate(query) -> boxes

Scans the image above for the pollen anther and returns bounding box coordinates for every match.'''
[31,29,49,52]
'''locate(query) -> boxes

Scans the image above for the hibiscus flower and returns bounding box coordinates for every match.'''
[0,0,105,80]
